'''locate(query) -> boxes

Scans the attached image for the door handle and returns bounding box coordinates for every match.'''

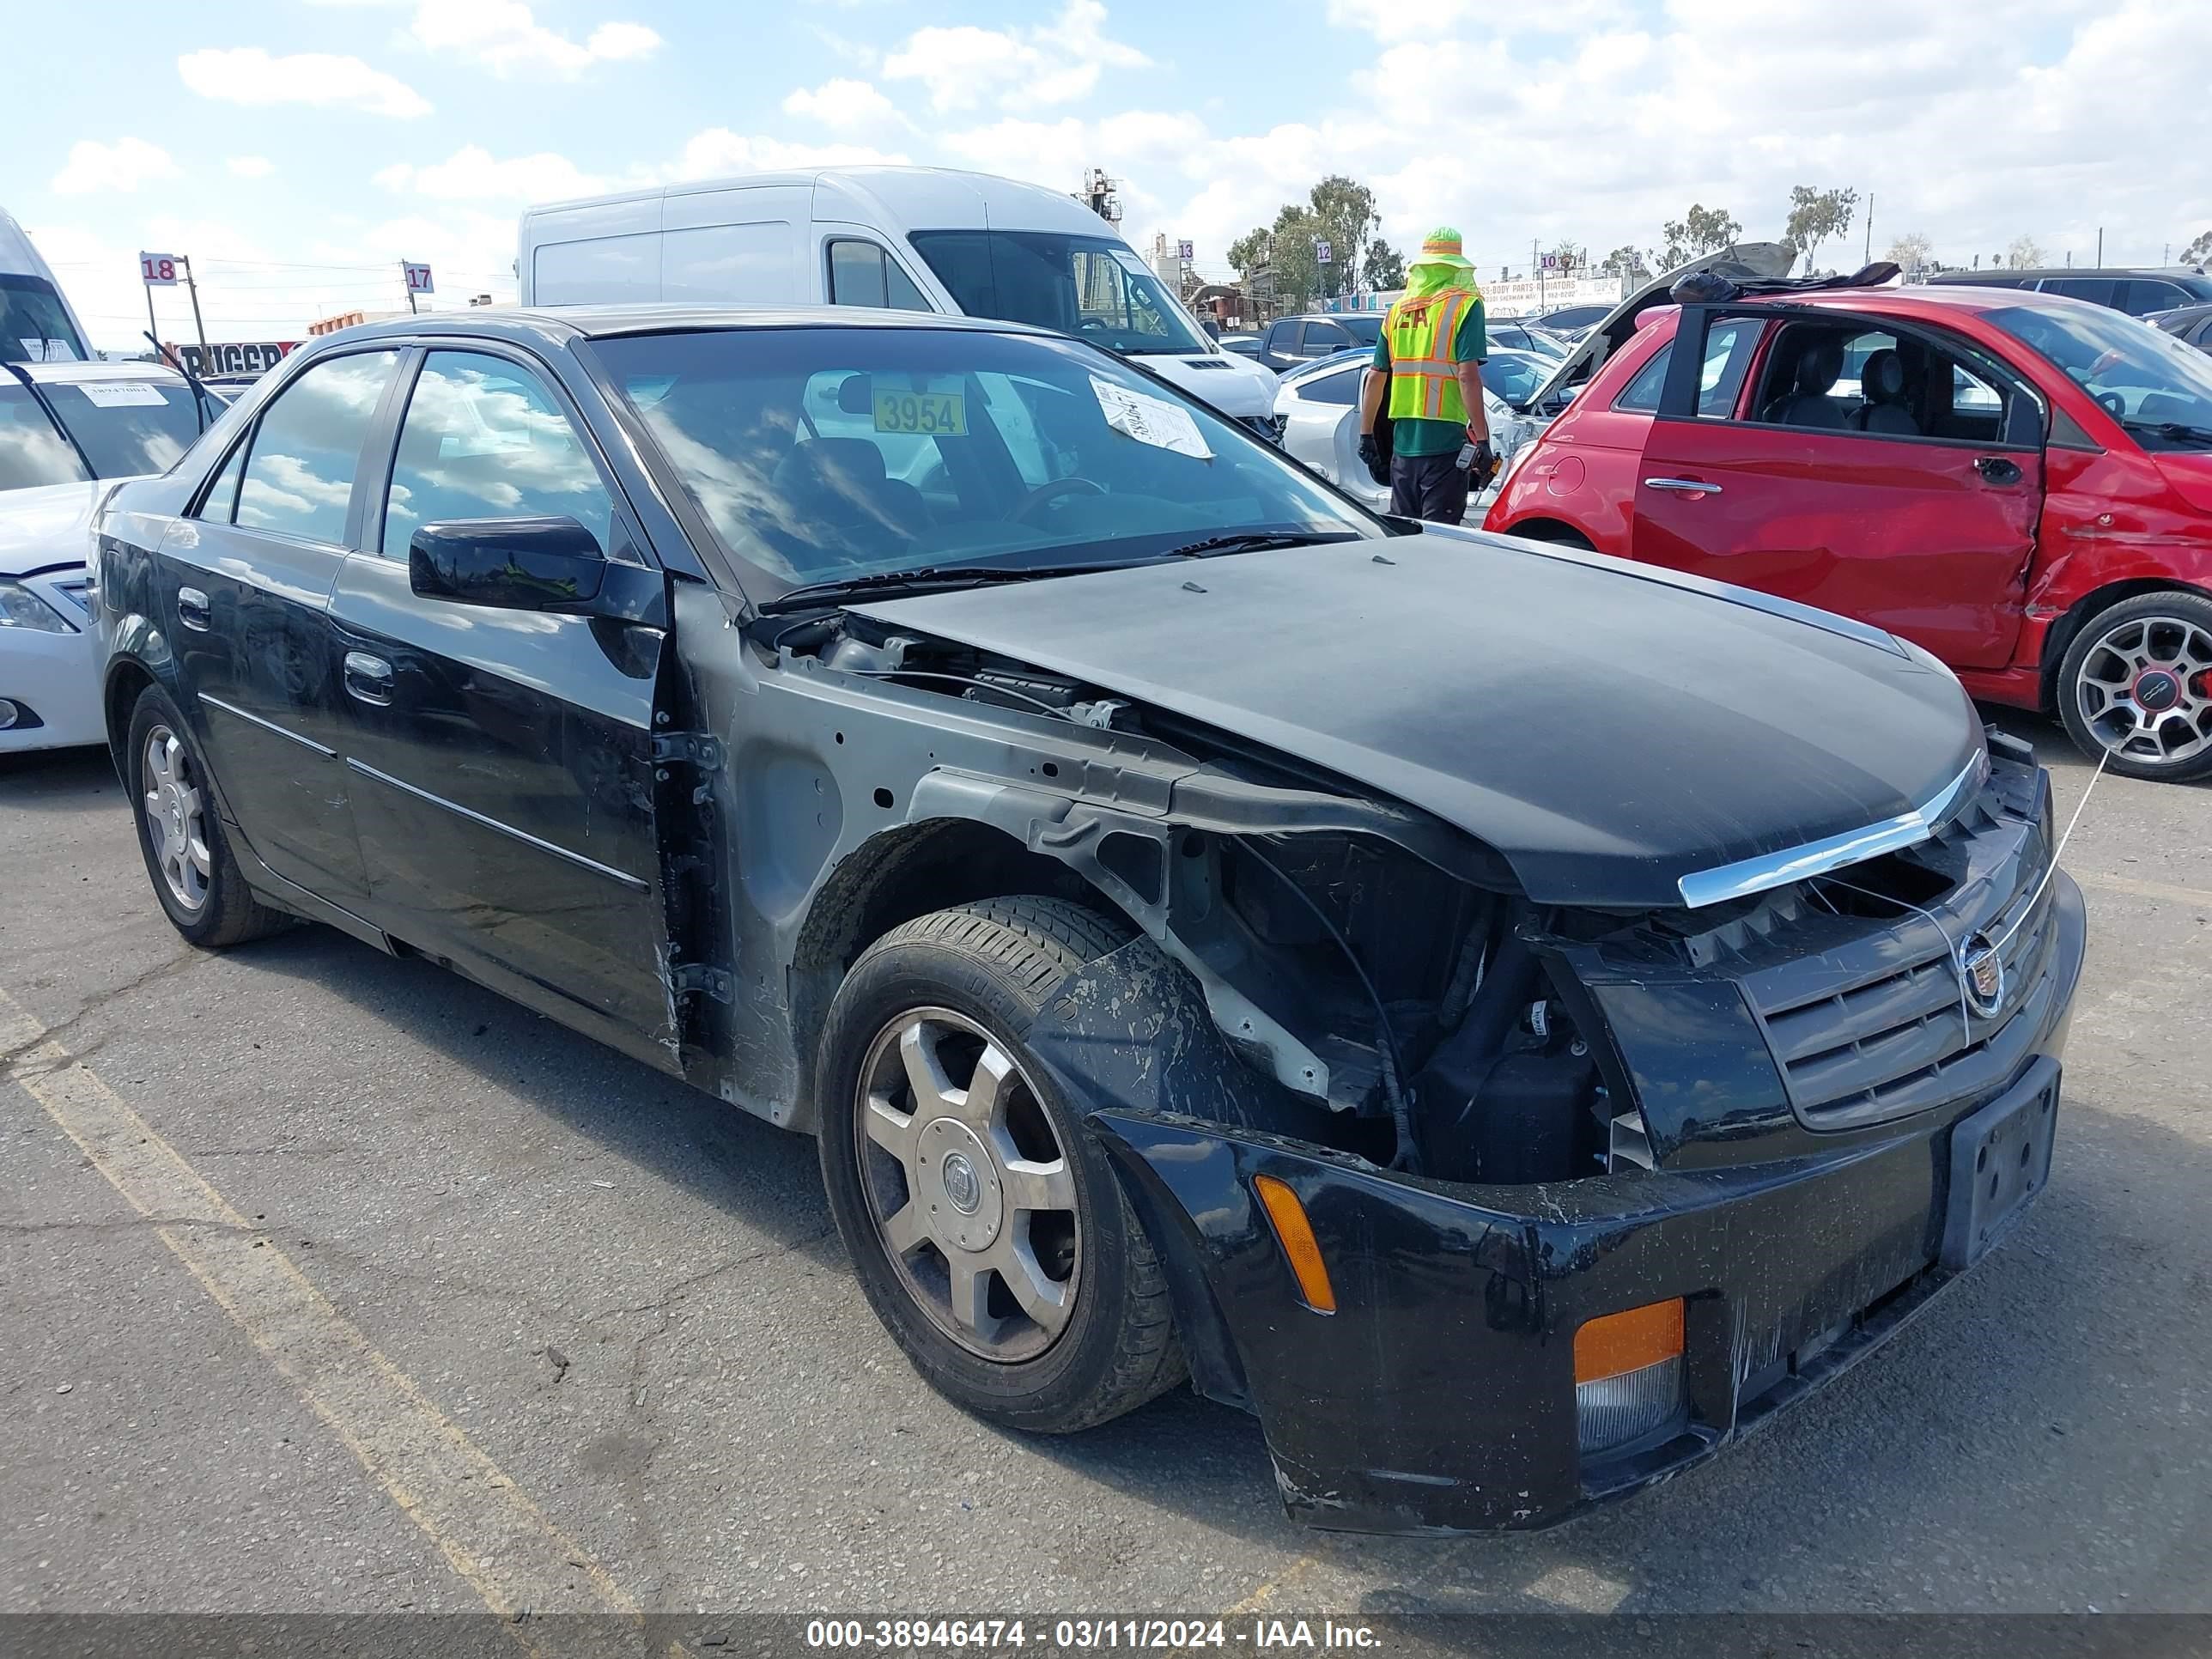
[1644,477,1723,495]
[1976,456,2024,486]
[343,650,394,706]
[177,586,211,630]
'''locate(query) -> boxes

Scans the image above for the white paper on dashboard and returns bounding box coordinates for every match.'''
[74,382,168,407]
[1090,375,1212,459]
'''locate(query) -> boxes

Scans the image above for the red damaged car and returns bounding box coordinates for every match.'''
[1486,267,2212,781]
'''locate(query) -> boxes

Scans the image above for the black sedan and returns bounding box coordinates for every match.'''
[95,305,2084,1533]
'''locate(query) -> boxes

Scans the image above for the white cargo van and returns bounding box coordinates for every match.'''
[516,167,1285,437]
[2,208,94,364]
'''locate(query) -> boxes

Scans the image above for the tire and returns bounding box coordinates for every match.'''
[2054,590,2212,782]
[125,684,291,947]
[816,896,1185,1433]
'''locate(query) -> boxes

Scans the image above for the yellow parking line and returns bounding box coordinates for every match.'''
[2079,872,2212,908]
[1228,1551,1322,1615]
[0,987,659,1652]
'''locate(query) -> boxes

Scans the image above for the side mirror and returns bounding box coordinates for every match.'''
[409,517,605,611]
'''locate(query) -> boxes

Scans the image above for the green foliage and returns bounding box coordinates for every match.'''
[1364,238,1406,290]
[1656,204,1743,271]
[1784,185,1858,266]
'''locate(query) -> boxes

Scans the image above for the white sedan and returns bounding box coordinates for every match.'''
[1273,347,1571,512]
[1,360,216,752]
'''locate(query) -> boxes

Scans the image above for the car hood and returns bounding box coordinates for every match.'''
[0,479,112,577]
[1136,349,1278,419]
[853,529,1982,910]
[1527,242,1798,412]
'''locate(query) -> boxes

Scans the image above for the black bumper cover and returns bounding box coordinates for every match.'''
[1026,872,2087,1535]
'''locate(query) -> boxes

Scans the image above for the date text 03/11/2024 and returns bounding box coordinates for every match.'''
[803,1620,1384,1650]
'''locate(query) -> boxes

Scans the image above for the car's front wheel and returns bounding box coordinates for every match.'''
[125,684,290,947]
[817,896,1184,1433]
[2056,590,2212,781]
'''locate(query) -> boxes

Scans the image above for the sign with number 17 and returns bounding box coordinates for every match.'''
[403,262,434,295]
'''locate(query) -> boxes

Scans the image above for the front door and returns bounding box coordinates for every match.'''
[159,348,404,904]
[326,346,678,1067]
[1632,310,2045,671]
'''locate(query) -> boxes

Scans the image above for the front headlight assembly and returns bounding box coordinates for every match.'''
[0,579,79,634]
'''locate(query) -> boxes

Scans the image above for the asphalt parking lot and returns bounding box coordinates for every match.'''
[4,708,2209,1625]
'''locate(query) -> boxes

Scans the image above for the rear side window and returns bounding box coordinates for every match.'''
[827,240,930,312]
[2040,277,2116,308]
[380,351,614,560]
[1613,343,1672,412]
[1303,322,1352,354]
[237,351,402,544]
[663,222,795,304]
[532,234,661,304]
[2117,279,2188,316]
[1299,367,1362,405]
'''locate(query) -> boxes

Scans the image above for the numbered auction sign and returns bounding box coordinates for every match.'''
[402,262,434,295]
[140,252,182,287]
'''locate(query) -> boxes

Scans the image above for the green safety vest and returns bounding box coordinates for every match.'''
[1383,287,1480,425]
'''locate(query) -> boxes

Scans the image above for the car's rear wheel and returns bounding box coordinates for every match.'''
[817,896,1184,1432]
[126,685,291,947]
[2056,591,2212,781]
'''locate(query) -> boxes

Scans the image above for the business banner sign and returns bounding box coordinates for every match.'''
[173,341,301,378]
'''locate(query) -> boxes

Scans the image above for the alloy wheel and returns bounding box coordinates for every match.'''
[854,1006,1081,1364]
[142,725,212,913]
[2072,612,2212,769]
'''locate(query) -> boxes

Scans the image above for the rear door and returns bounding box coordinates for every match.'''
[326,344,678,1067]
[1632,307,2045,670]
[160,348,404,904]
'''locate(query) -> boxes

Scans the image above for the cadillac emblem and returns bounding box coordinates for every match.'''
[1962,933,2005,1019]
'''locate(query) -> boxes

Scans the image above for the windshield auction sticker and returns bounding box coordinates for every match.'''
[1090,375,1212,459]
[73,383,170,408]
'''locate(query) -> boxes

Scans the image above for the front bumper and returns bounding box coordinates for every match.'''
[1,567,103,752]
[1045,871,2086,1534]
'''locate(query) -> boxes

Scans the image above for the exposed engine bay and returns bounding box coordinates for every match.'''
[753,605,2048,1188]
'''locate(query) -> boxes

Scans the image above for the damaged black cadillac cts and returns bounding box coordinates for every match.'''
[94,306,2085,1534]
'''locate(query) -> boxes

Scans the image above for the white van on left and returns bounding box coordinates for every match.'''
[3,210,216,753]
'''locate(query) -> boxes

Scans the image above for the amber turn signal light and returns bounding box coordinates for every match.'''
[1573,1297,1685,1384]
[1253,1175,1336,1314]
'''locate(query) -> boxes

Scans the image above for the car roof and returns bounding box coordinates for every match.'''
[13,359,188,386]
[1747,283,2090,322]
[324,301,1050,349]
[1929,266,2207,282]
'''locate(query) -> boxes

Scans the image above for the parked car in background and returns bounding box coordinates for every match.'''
[1528,301,1615,335]
[1273,347,1575,514]
[94,301,2082,1535]
[1217,331,1265,362]
[2,207,95,367]
[2148,303,2212,352]
[2,360,215,751]
[1250,311,1383,373]
[1927,266,2212,319]
[517,166,1285,438]
[1487,272,2212,780]
[1485,319,1570,359]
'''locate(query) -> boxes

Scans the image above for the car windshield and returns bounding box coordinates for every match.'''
[1984,302,2212,449]
[0,276,89,365]
[904,230,1212,356]
[1480,353,1549,407]
[43,380,206,476]
[0,383,90,489]
[596,325,1378,593]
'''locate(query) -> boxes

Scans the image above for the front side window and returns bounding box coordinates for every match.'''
[1985,301,2212,450]
[599,325,1376,592]
[827,240,930,312]
[47,381,207,477]
[236,350,401,544]
[381,351,614,560]
[2117,280,2187,317]
[0,384,88,490]
[1694,319,1760,417]
[905,230,1210,356]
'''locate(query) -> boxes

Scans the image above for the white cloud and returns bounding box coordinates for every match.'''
[375,145,617,203]
[409,0,662,77]
[178,48,431,118]
[51,137,180,197]
[884,0,1146,112]
[227,155,275,179]
[783,77,899,128]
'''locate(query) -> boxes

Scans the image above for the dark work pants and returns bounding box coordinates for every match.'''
[1389,451,1471,524]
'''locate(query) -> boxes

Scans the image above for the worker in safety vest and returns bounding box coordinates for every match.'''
[1358,227,1494,524]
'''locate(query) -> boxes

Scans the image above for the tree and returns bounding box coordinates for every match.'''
[1267,204,1326,312]
[1885,231,1935,273]
[2183,228,2212,264]
[2006,235,2046,270]
[1657,204,1742,271]
[1601,245,1650,280]
[1306,173,1380,297]
[1227,229,1271,277]
[1364,238,1405,290]
[1783,185,1858,269]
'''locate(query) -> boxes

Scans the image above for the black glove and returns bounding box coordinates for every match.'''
[1358,432,1389,485]
[1464,436,1498,485]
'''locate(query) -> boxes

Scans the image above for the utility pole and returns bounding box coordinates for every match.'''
[143,283,159,366]
[402,260,418,315]
[2096,227,2104,264]
[1534,237,1544,311]
[179,255,210,366]
[1864,192,1873,264]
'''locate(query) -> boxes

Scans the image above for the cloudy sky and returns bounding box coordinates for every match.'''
[12,0,2209,350]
